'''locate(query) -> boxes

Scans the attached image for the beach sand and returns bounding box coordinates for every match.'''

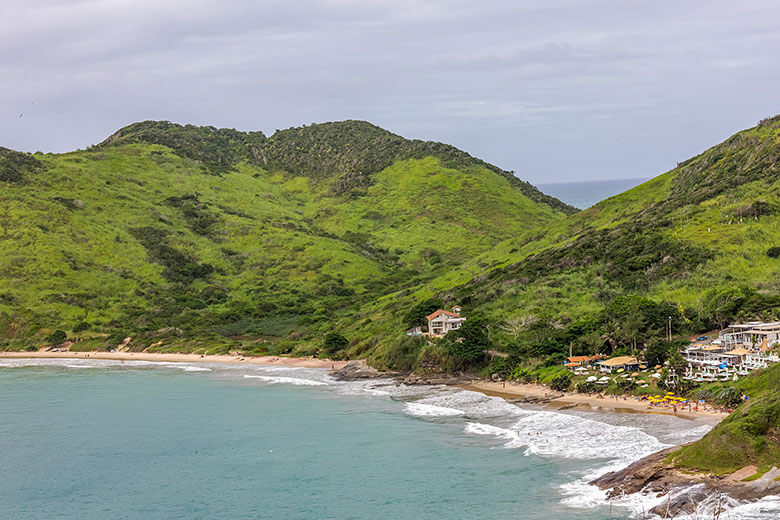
[0,350,348,369]
[462,380,728,420]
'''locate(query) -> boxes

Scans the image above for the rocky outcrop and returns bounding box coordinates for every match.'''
[400,373,472,385]
[592,447,780,517]
[330,360,390,381]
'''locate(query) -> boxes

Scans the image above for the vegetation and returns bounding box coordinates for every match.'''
[0,120,569,355]
[670,363,780,474]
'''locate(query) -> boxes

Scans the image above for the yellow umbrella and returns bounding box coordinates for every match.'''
[667,392,674,395]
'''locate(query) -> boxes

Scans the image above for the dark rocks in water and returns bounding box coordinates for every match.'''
[330,360,389,381]
[400,373,472,385]
[592,445,780,517]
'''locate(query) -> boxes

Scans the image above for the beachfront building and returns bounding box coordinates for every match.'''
[597,356,639,373]
[681,322,780,382]
[720,321,780,349]
[564,355,604,371]
[426,308,466,338]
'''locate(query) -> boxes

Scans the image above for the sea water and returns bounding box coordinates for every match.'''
[537,178,649,210]
[1,360,779,519]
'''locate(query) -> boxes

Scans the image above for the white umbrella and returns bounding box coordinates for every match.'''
[586,376,598,382]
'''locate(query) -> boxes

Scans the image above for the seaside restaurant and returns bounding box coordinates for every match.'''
[597,356,639,373]
[720,321,780,349]
[683,343,743,367]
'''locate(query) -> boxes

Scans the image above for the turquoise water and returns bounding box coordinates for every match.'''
[537,178,649,209]
[1,360,776,519]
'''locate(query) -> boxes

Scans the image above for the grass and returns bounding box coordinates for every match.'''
[0,126,568,351]
[669,363,780,475]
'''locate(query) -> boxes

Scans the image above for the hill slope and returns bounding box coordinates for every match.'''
[341,115,780,369]
[0,120,571,353]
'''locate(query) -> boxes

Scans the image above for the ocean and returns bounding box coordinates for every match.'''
[2,359,779,519]
[536,178,649,210]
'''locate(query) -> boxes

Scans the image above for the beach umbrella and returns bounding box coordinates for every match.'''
[651,373,661,378]
[666,392,674,395]
[586,376,597,382]
[598,376,610,382]
[654,365,662,369]
[631,372,639,377]
[617,368,624,373]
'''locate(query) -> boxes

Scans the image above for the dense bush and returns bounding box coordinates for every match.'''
[576,381,598,393]
[715,387,743,408]
[322,332,348,353]
[767,247,780,258]
[46,330,67,344]
[403,298,443,328]
[550,373,572,392]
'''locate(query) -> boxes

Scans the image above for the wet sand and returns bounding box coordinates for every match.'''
[0,350,349,369]
[462,380,728,420]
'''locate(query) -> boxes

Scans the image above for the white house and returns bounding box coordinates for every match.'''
[720,321,780,349]
[426,308,466,338]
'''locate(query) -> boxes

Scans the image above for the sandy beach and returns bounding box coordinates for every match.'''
[462,380,728,420]
[0,350,349,369]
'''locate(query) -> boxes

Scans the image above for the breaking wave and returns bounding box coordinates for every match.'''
[242,375,328,386]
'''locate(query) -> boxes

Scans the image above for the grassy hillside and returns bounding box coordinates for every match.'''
[0,120,571,354]
[346,115,780,369]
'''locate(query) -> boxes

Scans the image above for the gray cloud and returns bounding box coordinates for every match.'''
[1,0,778,182]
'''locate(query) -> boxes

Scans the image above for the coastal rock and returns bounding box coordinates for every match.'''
[592,447,780,517]
[400,374,471,385]
[330,360,387,381]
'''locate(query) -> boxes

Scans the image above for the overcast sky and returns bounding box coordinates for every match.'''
[1,0,778,183]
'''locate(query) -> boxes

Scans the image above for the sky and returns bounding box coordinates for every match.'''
[1,0,778,183]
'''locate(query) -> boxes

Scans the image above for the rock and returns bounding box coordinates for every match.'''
[330,360,387,381]
[593,447,780,516]
[72,199,85,208]
[399,374,471,385]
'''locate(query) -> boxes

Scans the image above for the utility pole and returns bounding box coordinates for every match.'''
[668,316,672,342]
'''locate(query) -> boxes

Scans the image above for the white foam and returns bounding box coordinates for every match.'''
[464,422,525,448]
[242,375,328,386]
[512,409,670,461]
[405,402,464,417]
[179,366,212,372]
[64,364,94,369]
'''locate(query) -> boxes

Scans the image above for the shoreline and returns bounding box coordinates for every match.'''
[2,350,726,420]
[461,380,728,421]
[0,350,349,369]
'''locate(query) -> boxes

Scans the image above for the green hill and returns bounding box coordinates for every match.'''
[344,115,780,369]
[0,120,572,354]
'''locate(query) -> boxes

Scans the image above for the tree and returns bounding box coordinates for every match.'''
[403,298,443,329]
[550,373,571,392]
[500,315,538,340]
[449,317,490,364]
[46,330,67,345]
[644,339,670,367]
[323,332,348,353]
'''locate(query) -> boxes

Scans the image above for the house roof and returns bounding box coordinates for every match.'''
[567,356,591,363]
[598,356,639,367]
[426,309,461,320]
[725,347,752,356]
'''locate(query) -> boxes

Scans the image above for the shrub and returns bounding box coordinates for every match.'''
[715,387,742,408]
[72,321,90,333]
[577,381,597,393]
[550,373,571,392]
[46,330,67,344]
[767,247,780,259]
[323,332,348,353]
